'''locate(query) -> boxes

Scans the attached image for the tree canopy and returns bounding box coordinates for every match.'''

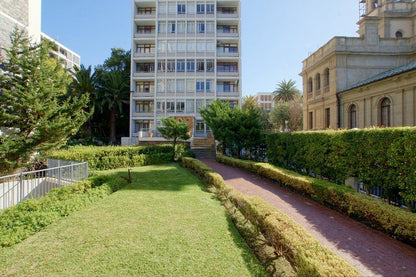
[0,30,90,173]
[272,79,300,102]
[157,117,190,160]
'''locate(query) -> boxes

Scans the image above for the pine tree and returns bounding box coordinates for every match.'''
[0,30,90,174]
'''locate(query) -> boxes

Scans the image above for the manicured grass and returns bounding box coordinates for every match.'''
[0,164,266,276]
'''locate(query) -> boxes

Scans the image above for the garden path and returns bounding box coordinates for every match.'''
[201,159,416,277]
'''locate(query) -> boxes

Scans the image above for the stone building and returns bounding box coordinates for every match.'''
[301,0,416,130]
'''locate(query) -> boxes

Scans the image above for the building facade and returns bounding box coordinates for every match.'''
[301,0,416,130]
[0,0,80,70]
[128,0,241,144]
[253,92,274,111]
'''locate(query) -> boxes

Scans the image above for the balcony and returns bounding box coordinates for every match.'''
[132,91,155,98]
[135,8,156,20]
[217,92,240,98]
[133,51,156,59]
[134,32,156,40]
[132,112,154,118]
[217,71,239,78]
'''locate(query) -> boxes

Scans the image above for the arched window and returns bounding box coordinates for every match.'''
[396,31,403,38]
[315,73,321,91]
[349,104,357,129]
[307,77,313,94]
[380,98,391,127]
[324,68,330,88]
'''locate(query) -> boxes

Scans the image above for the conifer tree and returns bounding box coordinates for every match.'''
[0,30,90,174]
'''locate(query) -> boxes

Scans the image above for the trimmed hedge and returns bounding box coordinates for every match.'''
[267,128,416,206]
[217,155,416,247]
[0,174,127,247]
[182,157,359,277]
[48,145,191,170]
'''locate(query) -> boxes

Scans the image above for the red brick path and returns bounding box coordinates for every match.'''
[201,159,416,277]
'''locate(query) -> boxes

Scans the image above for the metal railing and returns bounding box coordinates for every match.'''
[0,159,88,210]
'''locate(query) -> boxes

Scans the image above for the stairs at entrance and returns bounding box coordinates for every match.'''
[192,137,216,159]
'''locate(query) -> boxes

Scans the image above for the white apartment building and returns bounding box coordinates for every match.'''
[0,0,80,70]
[253,92,274,111]
[128,0,241,144]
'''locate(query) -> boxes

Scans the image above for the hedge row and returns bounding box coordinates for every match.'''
[0,174,127,247]
[217,155,416,247]
[267,128,416,206]
[181,157,359,276]
[48,145,191,170]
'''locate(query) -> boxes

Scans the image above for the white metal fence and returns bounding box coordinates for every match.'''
[0,159,88,210]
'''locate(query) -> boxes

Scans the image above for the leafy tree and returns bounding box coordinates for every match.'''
[270,97,303,132]
[272,79,300,102]
[157,117,190,160]
[242,96,272,132]
[0,30,89,174]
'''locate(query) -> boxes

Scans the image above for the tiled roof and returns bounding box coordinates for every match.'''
[337,60,416,94]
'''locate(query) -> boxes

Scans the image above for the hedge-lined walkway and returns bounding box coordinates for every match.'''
[202,159,416,277]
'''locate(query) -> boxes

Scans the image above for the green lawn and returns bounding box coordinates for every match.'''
[0,164,266,276]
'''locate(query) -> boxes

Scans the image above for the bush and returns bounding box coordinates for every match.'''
[48,145,192,170]
[217,155,416,247]
[181,157,359,276]
[267,128,416,205]
[0,174,127,248]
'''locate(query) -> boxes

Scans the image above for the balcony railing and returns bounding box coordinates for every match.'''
[134,32,156,39]
[217,12,238,18]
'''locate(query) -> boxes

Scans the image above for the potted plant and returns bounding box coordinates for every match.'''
[147,131,153,138]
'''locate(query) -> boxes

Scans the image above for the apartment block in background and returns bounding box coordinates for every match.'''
[127,0,241,145]
[253,92,274,111]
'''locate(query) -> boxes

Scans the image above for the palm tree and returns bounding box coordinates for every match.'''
[95,70,129,144]
[272,79,300,102]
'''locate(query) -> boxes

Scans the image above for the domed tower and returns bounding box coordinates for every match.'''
[358,0,416,39]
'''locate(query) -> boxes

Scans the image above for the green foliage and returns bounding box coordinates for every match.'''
[200,100,262,158]
[272,79,300,102]
[0,30,90,174]
[157,118,190,160]
[217,155,416,247]
[48,145,191,170]
[182,157,359,276]
[267,128,416,206]
[269,97,303,131]
[0,175,127,247]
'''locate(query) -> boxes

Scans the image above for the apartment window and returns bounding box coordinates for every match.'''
[196,60,205,72]
[206,60,214,72]
[220,43,238,53]
[206,41,216,52]
[221,7,236,14]
[197,4,205,14]
[196,100,204,112]
[137,26,154,34]
[325,108,330,129]
[187,41,196,52]
[206,80,213,92]
[349,104,357,129]
[168,21,176,33]
[157,60,166,72]
[187,21,195,33]
[177,4,186,14]
[206,22,215,33]
[380,98,391,127]
[206,4,215,14]
[197,22,205,33]
[196,80,205,92]
[219,25,238,33]
[177,60,185,72]
[176,101,185,113]
[136,101,154,113]
[136,82,152,93]
[177,41,186,53]
[223,82,231,92]
[167,80,175,93]
[157,41,166,53]
[168,3,176,14]
[135,121,150,132]
[167,41,176,52]
[187,60,195,72]
[187,79,195,92]
[309,112,313,129]
[138,7,154,15]
[167,60,175,72]
[166,101,175,112]
[196,41,205,52]
[186,100,195,113]
[136,63,154,73]
[177,21,186,33]
[196,120,205,132]
[176,79,185,92]
[158,4,166,15]
[137,44,152,54]
[157,101,165,112]
[157,80,165,92]
[217,62,238,72]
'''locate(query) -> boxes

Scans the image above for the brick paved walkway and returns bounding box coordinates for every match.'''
[202,159,416,277]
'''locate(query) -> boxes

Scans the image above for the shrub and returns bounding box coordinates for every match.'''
[181,157,359,276]
[217,155,416,247]
[0,174,127,248]
[48,145,192,170]
[267,127,416,205]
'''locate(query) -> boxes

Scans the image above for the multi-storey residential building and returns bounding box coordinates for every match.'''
[253,92,274,111]
[128,0,241,144]
[0,0,80,70]
[301,0,416,130]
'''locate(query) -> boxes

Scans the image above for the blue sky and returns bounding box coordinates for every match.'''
[42,0,358,96]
